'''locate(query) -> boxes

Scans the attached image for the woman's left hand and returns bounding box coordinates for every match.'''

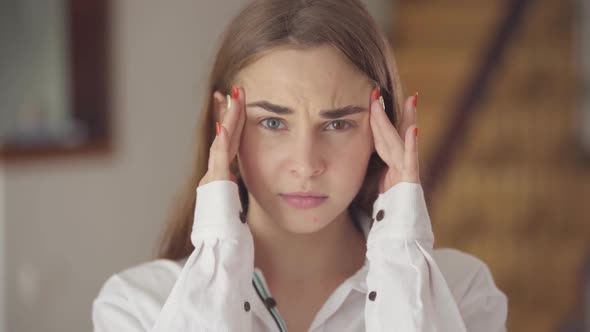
[369,89,420,194]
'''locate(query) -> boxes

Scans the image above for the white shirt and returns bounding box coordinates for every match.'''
[92,181,508,331]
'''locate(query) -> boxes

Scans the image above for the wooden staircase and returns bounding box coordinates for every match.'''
[392,0,589,330]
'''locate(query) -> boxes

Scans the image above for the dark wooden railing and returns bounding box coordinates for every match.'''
[423,0,533,203]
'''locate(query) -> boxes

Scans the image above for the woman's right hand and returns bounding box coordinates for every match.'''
[198,85,246,187]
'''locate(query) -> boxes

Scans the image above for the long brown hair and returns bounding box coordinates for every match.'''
[157,0,405,260]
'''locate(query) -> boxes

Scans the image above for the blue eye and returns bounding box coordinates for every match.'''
[259,118,353,132]
[260,118,285,130]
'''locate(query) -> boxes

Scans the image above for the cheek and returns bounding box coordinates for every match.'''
[324,128,373,161]
[237,128,284,177]
[323,133,373,185]
[327,140,371,177]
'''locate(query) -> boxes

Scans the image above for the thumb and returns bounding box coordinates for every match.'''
[208,123,230,178]
[214,124,230,173]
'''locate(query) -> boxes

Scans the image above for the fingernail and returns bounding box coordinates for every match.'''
[413,92,419,107]
[379,95,385,111]
[216,122,220,136]
[226,94,232,110]
[414,127,418,137]
[373,87,380,100]
[232,85,239,99]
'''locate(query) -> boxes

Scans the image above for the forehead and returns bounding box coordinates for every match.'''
[235,45,373,103]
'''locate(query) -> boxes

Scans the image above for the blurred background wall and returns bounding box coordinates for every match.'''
[1,170,6,331]
[0,1,250,331]
[0,0,589,332]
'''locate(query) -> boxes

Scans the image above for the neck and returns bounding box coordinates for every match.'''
[247,203,367,286]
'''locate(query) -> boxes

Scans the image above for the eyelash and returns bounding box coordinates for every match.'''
[259,118,354,132]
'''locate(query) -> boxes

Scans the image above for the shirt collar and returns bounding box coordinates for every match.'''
[251,207,373,295]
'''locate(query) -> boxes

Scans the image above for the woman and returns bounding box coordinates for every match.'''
[92,0,508,331]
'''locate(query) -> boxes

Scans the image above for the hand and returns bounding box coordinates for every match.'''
[198,85,246,187]
[369,89,420,194]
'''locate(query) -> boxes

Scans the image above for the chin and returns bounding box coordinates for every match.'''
[276,211,338,235]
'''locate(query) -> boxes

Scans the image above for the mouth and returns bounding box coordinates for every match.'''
[279,192,328,209]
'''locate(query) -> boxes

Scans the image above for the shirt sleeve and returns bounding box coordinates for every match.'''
[363,182,508,332]
[93,180,255,332]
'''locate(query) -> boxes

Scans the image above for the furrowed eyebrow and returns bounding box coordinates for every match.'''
[319,105,367,119]
[246,101,293,115]
[246,101,367,119]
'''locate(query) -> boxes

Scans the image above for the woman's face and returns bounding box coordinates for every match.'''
[236,45,375,234]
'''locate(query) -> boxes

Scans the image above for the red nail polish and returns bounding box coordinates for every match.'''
[216,122,220,136]
[232,85,239,99]
[414,127,418,137]
[413,92,419,107]
[373,87,380,100]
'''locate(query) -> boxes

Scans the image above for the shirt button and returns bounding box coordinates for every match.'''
[368,291,377,301]
[239,210,247,224]
[244,301,251,312]
[264,297,277,309]
[375,209,385,222]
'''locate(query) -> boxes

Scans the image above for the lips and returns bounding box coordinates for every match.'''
[279,193,328,209]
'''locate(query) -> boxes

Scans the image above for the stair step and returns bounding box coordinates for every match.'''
[414,96,576,163]
[396,46,480,85]
[431,164,590,237]
[393,1,501,46]
[395,1,500,28]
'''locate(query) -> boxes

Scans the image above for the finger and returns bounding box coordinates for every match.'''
[213,91,229,119]
[213,89,237,137]
[370,101,394,161]
[221,87,241,145]
[228,87,246,158]
[404,125,419,182]
[369,107,390,162]
[370,98,404,164]
[211,124,229,175]
[398,94,417,143]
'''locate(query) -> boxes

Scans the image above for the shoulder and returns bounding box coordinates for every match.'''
[93,258,187,324]
[432,248,508,312]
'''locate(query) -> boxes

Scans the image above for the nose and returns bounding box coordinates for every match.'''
[288,134,326,179]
